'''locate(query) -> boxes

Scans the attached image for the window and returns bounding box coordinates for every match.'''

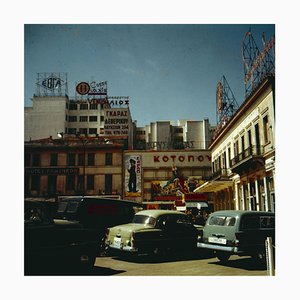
[227,147,231,167]
[87,153,95,166]
[25,153,31,167]
[48,175,57,195]
[90,103,98,110]
[31,175,40,190]
[208,216,236,226]
[105,153,113,165]
[89,116,97,122]
[77,153,84,166]
[100,115,105,122]
[105,174,112,194]
[89,128,97,134]
[79,116,88,122]
[263,115,269,144]
[67,153,76,166]
[50,153,58,166]
[87,175,94,190]
[69,103,77,110]
[80,103,88,110]
[32,154,40,166]
[66,175,75,190]
[68,128,77,135]
[68,116,77,122]
[79,128,88,135]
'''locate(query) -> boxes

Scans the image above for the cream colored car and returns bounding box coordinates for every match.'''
[105,209,202,256]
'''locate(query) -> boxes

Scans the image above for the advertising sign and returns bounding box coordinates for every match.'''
[104,108,130,136]
[124,154,142,197]
[36,72,67,96]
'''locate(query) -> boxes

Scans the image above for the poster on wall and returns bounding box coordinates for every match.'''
[151,165,207,201]
[124,154,142,197]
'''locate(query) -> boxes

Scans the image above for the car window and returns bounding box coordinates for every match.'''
[66,201,79,213]
[208,216,236,226]
[132,214,156,226]
[176,215,191,225]
[57,202,68,213]
[260,216,275,228]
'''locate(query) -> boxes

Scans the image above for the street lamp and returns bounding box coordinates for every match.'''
[57,132,64,139]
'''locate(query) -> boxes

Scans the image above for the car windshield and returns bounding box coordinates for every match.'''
[132,214,156,226]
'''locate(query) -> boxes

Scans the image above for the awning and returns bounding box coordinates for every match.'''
[193,180,232,193]
[186,202,208,208]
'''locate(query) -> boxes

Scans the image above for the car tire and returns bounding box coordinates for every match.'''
[216,252,230,263]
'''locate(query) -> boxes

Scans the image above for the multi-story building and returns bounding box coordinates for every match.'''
[134,118,214,150]
[25,136,126,198]
[25,73,134,148]
[195,76,275,212]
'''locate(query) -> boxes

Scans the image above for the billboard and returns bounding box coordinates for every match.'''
[124,154,142,197]
[104,108,130,136]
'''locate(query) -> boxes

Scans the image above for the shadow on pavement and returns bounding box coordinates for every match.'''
[208,256,267,271]
[110,249,214,264]
[25,264,125,276]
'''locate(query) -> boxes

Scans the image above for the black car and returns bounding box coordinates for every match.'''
[24,200,99,274]
[55,196,143,249]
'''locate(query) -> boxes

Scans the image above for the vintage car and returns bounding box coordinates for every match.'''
[197,210,275,263]
[24,200,99,274]
[105,209,203,256]
[55,196,143,251]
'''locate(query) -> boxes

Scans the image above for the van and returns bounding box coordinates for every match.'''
[197,210,275,263]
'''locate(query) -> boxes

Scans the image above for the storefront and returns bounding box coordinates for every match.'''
[123,150,213,208]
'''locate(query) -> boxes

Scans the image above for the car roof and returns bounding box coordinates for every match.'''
[210,210,275,217]
[135,209,185,218]
[59,196,143,206]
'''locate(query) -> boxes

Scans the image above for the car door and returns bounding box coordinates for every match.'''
[158,214,196,251]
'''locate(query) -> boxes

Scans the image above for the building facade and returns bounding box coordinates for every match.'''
[123,150,212,209]
[25,73,134,148]
[25,137,125,198]
[195,76,275,212]
[134,119,214,150]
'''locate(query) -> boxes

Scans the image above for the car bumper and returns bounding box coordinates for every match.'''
[197,242,243,254]
[108,244,138,253]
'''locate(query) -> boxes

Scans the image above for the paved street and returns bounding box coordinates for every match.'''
[26,250,271,276]
[92,251,269,276]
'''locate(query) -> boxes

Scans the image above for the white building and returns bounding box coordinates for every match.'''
[135,118,214,150]
[195,76,275,212]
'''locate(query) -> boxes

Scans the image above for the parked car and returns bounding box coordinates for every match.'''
[55,196,143,250]
[24,200,99,274]
[197,210,275,263]
[105,209,203,257]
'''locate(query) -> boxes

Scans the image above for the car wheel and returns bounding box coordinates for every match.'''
[216,252,230,263]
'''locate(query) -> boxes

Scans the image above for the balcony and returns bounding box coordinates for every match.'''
[230,146,264,174]
[211,168,231,180]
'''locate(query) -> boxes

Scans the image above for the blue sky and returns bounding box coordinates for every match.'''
[25,24,275,127]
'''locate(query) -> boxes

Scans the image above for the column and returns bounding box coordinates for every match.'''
[247,182,251,211]
[234,181,239,210]
[255,179,260,211]
[263,177,269,211]
[241,184,245,210]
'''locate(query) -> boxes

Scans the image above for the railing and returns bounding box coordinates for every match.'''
[230,146,263,167]
[211,168,230,180]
